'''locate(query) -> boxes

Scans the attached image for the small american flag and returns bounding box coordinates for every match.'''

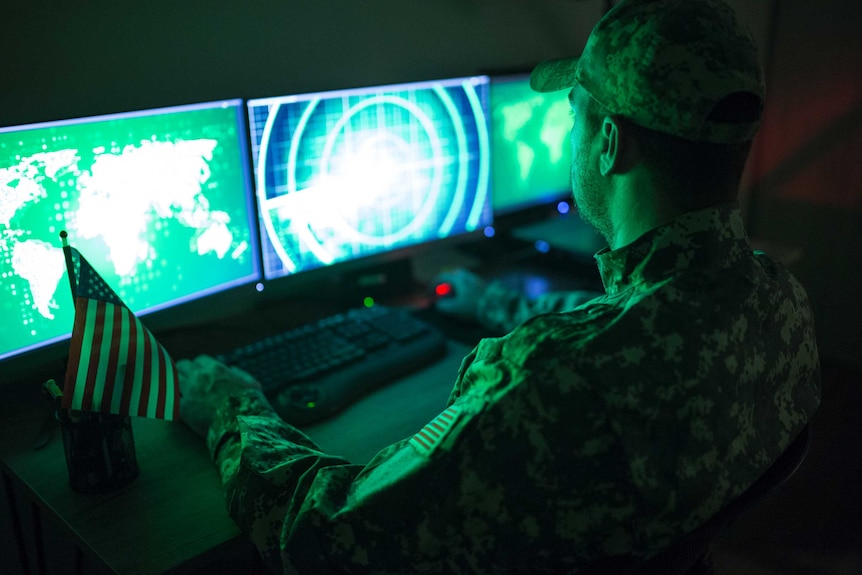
[61,244,180,420]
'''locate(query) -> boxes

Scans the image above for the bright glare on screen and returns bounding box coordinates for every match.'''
[491,74,571,215]
[247,76,492,280]
[0,101,259,361]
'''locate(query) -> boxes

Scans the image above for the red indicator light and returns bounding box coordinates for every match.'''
[435,282,453,297]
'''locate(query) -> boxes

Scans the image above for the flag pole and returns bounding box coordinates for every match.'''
[60,230,77,298]
[59,231,77,412]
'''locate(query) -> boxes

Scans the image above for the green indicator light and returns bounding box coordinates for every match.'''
[306,402,316,409]
[363,296,375,308]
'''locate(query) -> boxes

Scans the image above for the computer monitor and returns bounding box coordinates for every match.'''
[0,99,260,365]
[246,75,492,283]
[490,73,572,216]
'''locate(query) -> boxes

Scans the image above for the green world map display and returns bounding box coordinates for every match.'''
[490,74,571,214]
[0,101,258,360]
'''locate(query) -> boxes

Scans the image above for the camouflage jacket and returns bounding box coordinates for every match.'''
[206,203,820,574]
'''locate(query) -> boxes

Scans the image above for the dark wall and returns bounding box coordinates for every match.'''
[2,0,605,127]
[744,0,862,369]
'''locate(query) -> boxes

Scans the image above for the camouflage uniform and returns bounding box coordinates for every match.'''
[205,203,820,574]
[477,281,601,336]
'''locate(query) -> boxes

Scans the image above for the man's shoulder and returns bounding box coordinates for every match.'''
[499,300,639,378]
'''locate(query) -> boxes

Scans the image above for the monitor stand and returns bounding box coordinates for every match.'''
[341,257,418,298]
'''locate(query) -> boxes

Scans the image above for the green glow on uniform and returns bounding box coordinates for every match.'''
[363,296,375,308]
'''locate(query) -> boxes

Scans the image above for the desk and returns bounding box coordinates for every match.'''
[1,338,471,575]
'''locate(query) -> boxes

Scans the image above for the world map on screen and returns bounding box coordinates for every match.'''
[0,103,257,360]
[490,77,571,214]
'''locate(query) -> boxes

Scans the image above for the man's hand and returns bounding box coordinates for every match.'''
[178,355,264,438]
[432,268,489,323]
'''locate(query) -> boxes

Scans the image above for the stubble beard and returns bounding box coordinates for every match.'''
[571,149,611,243]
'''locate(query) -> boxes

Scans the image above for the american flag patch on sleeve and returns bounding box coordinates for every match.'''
[409,404,464,456]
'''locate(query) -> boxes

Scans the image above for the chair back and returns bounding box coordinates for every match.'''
[581,423,812,575]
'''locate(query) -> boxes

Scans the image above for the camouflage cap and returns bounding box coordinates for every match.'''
[530,0,765,143]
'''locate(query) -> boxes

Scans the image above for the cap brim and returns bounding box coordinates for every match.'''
[530,56,581,92]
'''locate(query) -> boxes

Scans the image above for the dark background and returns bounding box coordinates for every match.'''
[2,1,859,573]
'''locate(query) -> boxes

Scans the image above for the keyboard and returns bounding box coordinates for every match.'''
[216,305,447,426]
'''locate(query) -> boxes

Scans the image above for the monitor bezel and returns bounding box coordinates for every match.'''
[245,75,495,300]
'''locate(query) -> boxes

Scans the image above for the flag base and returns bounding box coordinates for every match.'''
[56,411,139,494]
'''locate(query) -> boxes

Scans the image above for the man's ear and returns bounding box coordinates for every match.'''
[599,117,618,177]
[600,116,639,176]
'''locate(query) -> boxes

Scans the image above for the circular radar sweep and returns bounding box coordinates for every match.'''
[257,83,483,273]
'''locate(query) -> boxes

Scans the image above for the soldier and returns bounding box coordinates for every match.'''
[179,0,821,573]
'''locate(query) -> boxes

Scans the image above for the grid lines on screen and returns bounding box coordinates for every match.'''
[247,77,492,280]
